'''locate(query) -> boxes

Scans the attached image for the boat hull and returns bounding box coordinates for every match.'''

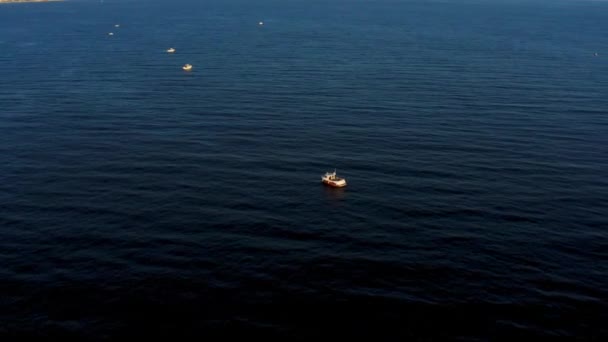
[322,179,347,188]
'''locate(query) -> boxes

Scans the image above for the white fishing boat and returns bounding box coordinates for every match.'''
[182,64,193,71]
[167,48,176,53]
[108,32,114,36]
[321,170,347,188]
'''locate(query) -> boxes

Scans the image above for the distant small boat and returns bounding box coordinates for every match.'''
[259,21,264,26]
[108,32,114,36]
[167,48,176,53]
[115,24,120,28]
[182,64,193,71]
[321,170,347,188]
[594,52,599,57]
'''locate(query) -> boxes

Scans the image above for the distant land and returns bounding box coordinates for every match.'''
[0,0,63,3]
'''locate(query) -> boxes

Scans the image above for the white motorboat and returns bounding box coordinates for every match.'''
[321,170,347,188]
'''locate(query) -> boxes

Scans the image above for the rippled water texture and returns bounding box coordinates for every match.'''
[1,0,607,339]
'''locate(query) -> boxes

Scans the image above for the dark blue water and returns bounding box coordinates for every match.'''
[1,0,607,339]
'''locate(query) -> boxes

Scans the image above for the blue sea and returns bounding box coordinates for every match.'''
[1,0,607,339]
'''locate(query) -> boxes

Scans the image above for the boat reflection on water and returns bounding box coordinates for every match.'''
[322,184,347,203]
